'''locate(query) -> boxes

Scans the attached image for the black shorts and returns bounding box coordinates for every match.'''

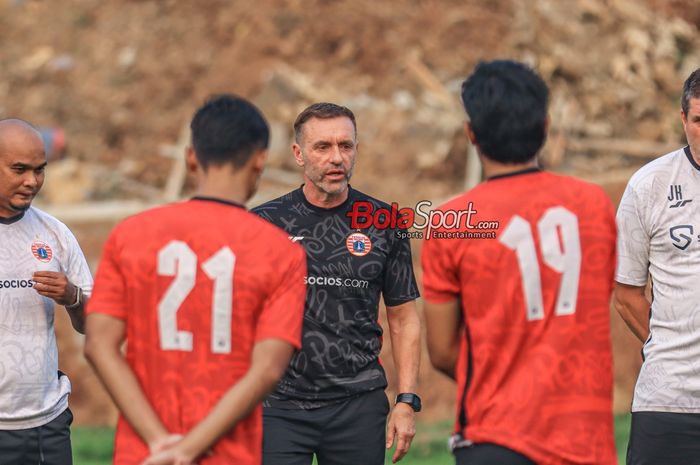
[262,389,390,465]
[454,443,536,465]
[627,411,700,465]
[0,407,73,465]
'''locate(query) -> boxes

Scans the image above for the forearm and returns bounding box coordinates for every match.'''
[432,352,457,380]
[177,368,278,459]
[613,285,651,342]
[65,295,87,334]
[387,304,421,393]
[424,299,462,380]
[32,271,87,333]
[85,342,168,446]
[175,339,293,461]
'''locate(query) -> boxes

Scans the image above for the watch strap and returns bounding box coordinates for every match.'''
[65,287,82,309]
[395,392,422,412]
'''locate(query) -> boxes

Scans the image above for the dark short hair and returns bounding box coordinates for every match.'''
[682,68,700,115]
[461,60,549,164]
[190,94,269,169]
[293,102,357,144]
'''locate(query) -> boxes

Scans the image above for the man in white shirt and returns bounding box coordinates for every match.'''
[0,119,93,465]
[615,68,700,464]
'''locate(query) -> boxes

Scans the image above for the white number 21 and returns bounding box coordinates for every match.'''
[157,241,236,353]
[499,207,581,321]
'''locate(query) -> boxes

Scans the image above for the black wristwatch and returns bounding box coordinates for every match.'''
[395,393,422,412]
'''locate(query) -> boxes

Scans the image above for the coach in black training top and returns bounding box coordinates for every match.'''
[253,102,421,465]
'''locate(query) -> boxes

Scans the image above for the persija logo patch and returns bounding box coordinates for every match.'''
[31,240,53,262]
[346,233,372,257]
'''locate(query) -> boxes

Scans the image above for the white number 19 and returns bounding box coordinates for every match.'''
[499,207,581,321]
[157,241,236,353]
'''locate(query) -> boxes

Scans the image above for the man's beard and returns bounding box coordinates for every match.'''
[319,177,350,195]
[321,167,354,193]
[10,203,32,213]
[10,200,32,212]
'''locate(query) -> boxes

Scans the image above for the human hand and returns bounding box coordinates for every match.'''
[149,434,184,454]
[142,435,195,465]
[140,447,196,465]
[386,402,416,463]
[32,271,77,306]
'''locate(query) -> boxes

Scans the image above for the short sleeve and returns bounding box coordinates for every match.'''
[255,244,307,348]
[616,183,650,286]
[421,234,461,303]
[382,234,420,307]
[87,229,128,319]
[59,223,94,296]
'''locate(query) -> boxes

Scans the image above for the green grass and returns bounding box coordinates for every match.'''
[72,414,632,465]
[71,426,114,465]
[615,413,631,464]
[384,420,454,465]
[384,414,631,464]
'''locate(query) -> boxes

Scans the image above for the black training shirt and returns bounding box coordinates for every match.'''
[252,186,419,408]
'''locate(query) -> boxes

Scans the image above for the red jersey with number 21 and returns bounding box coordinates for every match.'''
[87,198,307,465]
[422,170,617,465]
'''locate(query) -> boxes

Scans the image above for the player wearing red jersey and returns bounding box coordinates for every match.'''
[84,95,307,465]
[422,61,617,465]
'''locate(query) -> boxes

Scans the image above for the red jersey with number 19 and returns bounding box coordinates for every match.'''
[87,197,307,465]
[421,170,617,465]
